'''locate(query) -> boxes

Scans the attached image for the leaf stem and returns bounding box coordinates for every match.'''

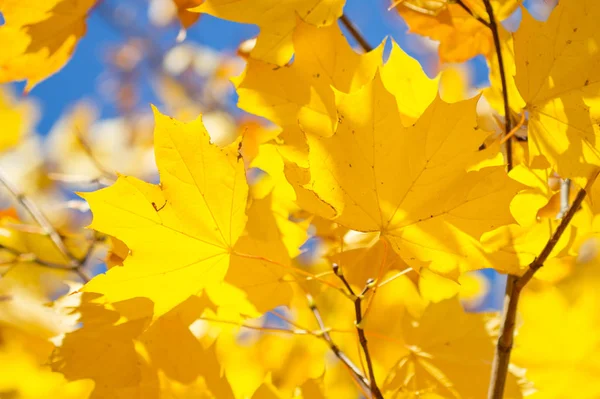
[339,14,373,52]
[487,172,598,398]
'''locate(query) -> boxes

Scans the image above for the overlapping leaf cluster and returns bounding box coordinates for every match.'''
[2,0,600,398]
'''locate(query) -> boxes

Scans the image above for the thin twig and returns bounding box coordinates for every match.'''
[333,264,384,399]
[74,127,118,184]
[0,244,79,271]
[0,168,100,283]
[455,0,491,28]
[482,0,513,170]
[307,294,371,391]
[487,172,598,399]
[0,168,76,267]
[339,14,373,52]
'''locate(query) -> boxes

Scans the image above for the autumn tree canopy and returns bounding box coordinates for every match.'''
[1,0,599,398]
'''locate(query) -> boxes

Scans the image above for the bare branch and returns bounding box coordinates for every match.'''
[482,0,513,170]
[73,127,118,184]
[487,171,598,399]
[333,264,384,399]
[0,168,105,283]
[0,167,76,267]
[339,14,373,53]
[307,294,372,391]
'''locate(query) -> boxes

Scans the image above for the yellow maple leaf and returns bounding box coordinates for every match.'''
[0,0,96,91]
[0,284,93,398]
[234,20,384,138]
[514,0,600,184]
[53,294,234,398]
[242,125,310,259]
[0,341,94,399]
[482,165,593,278]
[223,194,295,313]
[380,41,440,125]
[193,0,346,65]
[304,72,522,279]
[382,297,523,398]
[81,107,249,319]
[512,257,600,398]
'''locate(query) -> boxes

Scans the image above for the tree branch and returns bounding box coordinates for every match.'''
[487,173,597,399]
[307,294,371,392]
[339,14,373,53]
[333,264,384,399]
[482,0,513,170]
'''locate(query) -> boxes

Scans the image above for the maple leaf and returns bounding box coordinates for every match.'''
[0,341,94,399]
[193,0,346,65]
[481,165,593,278]
[303,72,522,279]
[512,254,600,398]
[53,294,235,398]
[234,20,384,138]
[81,107,249,319]
[0,0,96,91]
[0,282,93,398]
[380,41,440,125]
[223,194,295,313]
[393,0,521,63]
[382,297,523,398]
[241,125,310,259]
[514,0,600,184]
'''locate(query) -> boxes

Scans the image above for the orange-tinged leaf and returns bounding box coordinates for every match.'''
[395,0,520,63]
[81,107,248,319]
[0,0,96,91]
[106,236,129,269]
[194,0,346,65]
[172,0,203,28]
